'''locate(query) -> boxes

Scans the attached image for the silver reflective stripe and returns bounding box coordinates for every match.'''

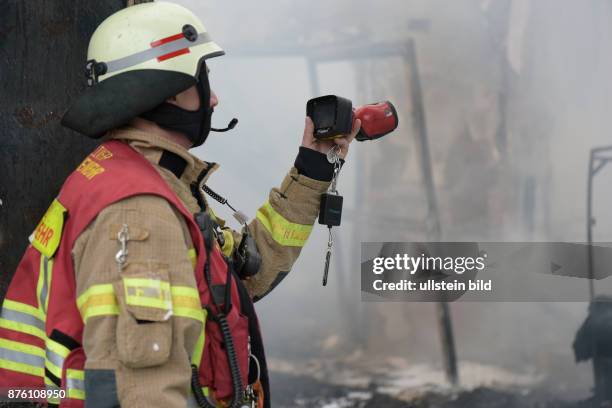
[1,308,45,332]
[126,286,164,298]
[105,32,212,74]
[40,257,49,314]
[66,377,85,391]
[0,347,45,368]
[45,348,64,370]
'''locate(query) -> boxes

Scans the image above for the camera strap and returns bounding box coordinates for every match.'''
[319,145,344,286]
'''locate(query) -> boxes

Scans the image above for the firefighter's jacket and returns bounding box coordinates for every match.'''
[0,127,332,407]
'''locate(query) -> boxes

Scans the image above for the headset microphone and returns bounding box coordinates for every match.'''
[211,118,239,132]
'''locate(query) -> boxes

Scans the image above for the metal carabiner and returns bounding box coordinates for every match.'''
[115,224,130,267]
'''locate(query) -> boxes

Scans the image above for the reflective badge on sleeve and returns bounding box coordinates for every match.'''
[256,201,313,247]
[30,199,67,258]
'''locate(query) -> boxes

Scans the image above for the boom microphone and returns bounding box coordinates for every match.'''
[211,118,239,132]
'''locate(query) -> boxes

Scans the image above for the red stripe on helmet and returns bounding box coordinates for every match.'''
[150,33,184,48]
[157,48,190,62]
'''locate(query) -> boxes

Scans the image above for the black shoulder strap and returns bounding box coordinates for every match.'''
[232,272,270,408]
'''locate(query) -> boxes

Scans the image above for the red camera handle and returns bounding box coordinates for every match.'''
[354,101,399,141]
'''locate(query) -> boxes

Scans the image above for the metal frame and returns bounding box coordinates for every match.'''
[584,145,612,403]
[586,145,612,300]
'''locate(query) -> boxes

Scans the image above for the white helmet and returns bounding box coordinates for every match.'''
[62,1,224,138]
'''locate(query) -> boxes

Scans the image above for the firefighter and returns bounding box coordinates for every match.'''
[0,2,360,407]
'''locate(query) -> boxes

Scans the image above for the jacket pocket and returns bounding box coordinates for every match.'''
[114,262,173,368]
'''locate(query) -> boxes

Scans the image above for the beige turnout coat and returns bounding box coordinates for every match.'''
[73,127,329,406]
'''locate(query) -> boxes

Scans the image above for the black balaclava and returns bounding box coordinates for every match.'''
[141,62,212,147]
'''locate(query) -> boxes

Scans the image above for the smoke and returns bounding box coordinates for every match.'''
[171,0,612,398]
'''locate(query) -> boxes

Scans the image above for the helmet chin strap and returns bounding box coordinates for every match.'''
[211,118,238,132]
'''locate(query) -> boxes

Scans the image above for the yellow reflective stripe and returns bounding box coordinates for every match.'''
[171,287,204,322]
[81,305,119,323]
[66,368,85,399]
[79,293,117,311]
[45,377,59,387]
[46,338,70,359]
[67,388,85,400]
[0,358,44,377]
[77,284,114,308]
[45,362,61,381]
[77,284,118,323]
[208,207,218,223]
[78,284,203,322]
[45,338,69,379]
[170,286,199,301]
[124,278,171,310]
[45,377,58,386]
[31,199,66,258]
[0,338,45,358]
[124,296,170,310]
[0,299,46,340]
[67,368,84,380]
[45,338,70,380]
[36,256,53,316]
[256,201,312,247]
[3,299,45,321]
[0,338,45,377]
[188,248,197,269]
[173,306,203,321]
[220,229,235,258]
[0,319,45,341]
[191,310,208,367]
[46,396,60,404]
[45,378,61,404]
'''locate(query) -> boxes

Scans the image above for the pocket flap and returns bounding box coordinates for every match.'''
[108,224,149,241]
[115,262,172,322]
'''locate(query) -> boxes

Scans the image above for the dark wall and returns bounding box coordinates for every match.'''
[0,1,124,296]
